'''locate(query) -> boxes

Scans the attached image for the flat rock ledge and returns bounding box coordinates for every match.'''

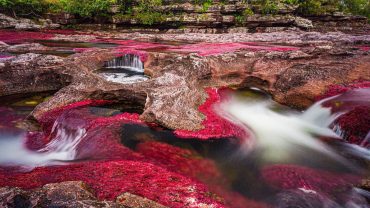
[0,31,369,135]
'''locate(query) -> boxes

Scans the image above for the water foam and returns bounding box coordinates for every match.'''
[218,88,370,165]
[0,116,86,168]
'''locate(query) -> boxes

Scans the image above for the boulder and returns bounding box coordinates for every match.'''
[0,13,60,30]
[0,181,124,207]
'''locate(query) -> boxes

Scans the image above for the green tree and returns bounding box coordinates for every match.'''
[57,0,116,17]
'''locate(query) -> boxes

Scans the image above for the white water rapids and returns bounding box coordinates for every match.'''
[0,88,368,170]
[218,88,370,165]
[0,115,86,168]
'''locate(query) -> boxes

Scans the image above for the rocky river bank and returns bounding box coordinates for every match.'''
[0,11,369,207]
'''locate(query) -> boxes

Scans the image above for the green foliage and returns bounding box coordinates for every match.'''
[194,0,213,12]
[0,0,8,7]
[0,0,50,16]
[243,7,254,16]
[297,0,324,15]
[57,0,116,17]
[283,0,299,5]
[235,14,245,25]
[341,0,370,18]
[296,0,368,17]
[0,0,368,22]
[261,0,279,15]
[135,12,165,25]
[131,0,165,25]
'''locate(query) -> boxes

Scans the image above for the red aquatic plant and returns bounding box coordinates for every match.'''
[262,164,360,195]
[175,88,248,140]
[334,106,370,147]
[136,141,223,184]
[357,46,370,51]
[38,100,113,134]
[317,81,370,146]
[0,30,54,44]
[0,160,224,208]
[1,102,228,207]
[317,81,370,100]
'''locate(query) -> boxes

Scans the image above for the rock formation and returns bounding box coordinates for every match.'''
[0,30,369,137]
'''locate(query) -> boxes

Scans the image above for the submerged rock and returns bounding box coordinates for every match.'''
[3,43,51,53]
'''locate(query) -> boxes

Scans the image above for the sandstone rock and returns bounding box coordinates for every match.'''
[15,18,43,30]
[0,14,19,29]
[117,192,168,208]
[293,17,313,29]
[0,53,69,97]
[0,181,125,208]
[3,43,51,53]
[245,15,313,30]
[0,13,60,30]
[0,30,369,134]
[0,41,9,51]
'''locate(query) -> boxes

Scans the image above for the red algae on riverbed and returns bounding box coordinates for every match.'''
[357,46,370,51]
[137,141,223,184]
[175,88,248,140]
[262,164,360,195]
[0,30,54,44]
[38,100,113,132]
[1,101,229,207]
[318,81,370,147]
[0,160,224,208]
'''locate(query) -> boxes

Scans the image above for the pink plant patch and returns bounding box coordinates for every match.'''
[262,164,360,195]
[357,46,370,51]
[0,30,54,44]
[0,160,224,208]
[0,55,14,60]
[0,100,232,207]
[317,81,370,146]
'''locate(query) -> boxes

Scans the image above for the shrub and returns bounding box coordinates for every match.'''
[132,0,165,25]
[57,0,116,18]
[0,0,51,17]
[341,0,370,18]
[235,14,245,25]
[261,0,279,15]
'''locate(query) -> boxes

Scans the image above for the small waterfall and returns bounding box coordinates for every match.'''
[104,54,144,72]
[99,54,149,84]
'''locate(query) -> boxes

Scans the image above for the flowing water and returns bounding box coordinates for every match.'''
[0,88,369,207]
[97,54,149,84]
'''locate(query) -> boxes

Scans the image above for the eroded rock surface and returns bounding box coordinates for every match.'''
[0,181,164,207]
[0,13,60,30]
[0,30,369,136]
